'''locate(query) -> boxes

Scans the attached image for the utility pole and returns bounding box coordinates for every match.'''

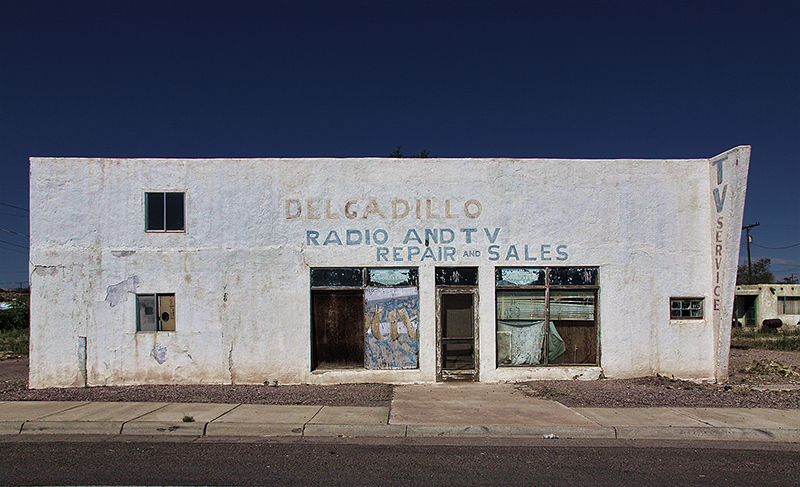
[742,222,760,280]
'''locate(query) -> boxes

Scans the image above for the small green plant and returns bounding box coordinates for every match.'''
[182,415,195,423]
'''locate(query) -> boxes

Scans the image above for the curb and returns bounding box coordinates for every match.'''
[2,421,799,442]
[405,425,616,439]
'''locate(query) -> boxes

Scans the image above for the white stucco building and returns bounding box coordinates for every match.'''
[29,146,750,388]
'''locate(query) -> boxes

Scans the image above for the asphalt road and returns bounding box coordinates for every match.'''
[0,437,798,486]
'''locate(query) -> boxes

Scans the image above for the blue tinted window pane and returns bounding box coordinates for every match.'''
[495,268,546,286]
[367,268,418,287]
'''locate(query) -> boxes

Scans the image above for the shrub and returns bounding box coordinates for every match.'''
[0,300,29,330]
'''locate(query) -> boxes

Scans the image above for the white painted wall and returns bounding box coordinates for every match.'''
[29,147,750,387]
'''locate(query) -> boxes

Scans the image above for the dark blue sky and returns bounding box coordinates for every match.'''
[1,0,798,287]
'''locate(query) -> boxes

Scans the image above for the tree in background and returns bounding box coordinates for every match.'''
[736,257,775,285]
[0,299,29,330]
[389,146,430,158]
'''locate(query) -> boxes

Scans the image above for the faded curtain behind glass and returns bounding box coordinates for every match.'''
[496,291,565,365]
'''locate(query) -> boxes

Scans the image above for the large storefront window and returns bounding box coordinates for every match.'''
[496,267,598,366]
[311,268,419,370]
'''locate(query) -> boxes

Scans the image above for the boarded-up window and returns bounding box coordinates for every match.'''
[496,267,598,366]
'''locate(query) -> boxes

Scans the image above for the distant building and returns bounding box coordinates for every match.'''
[733,284,800,329]
[29,147,749,388]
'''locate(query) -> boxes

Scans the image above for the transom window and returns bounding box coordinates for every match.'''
[496,267,599,367]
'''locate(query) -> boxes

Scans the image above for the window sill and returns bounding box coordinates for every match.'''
[669,318,706,324]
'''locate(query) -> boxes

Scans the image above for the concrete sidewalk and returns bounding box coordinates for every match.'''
[0,383,798,442]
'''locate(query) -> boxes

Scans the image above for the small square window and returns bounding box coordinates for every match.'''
[145,192,184,232]
[137,294,176,331]
[670,298,703,319]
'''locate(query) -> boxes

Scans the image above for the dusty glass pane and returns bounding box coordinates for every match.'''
[496,291,548,366]
[137,294,157,332]
[496,268,545,286]
[435,267,478,286]
[549,267,598,286]
[311,268,364,287]
[550,290,595,321]
[496,290,545,321]
[367,268,418,287]
[165,192,185,231]
[145,193,164,231]
[671,299,703,318]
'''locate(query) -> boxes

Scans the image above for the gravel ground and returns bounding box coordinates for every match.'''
[0,348,798,408]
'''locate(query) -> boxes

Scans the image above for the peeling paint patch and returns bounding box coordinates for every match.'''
[111,250,136,257]
[105,276,141,307]
[151,344,167,364]
[34,265,60,276]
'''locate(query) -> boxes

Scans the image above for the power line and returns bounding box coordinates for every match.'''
[0,212,28,218]
[0,228,28,238]
[0,202,28,212]
[0,239,27,249]
[0,245,28,255]
[752,242,800,250]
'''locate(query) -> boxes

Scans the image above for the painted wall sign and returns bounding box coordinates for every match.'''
[711,156,727,313]
[285,198,483,220]
[303,226,568,262]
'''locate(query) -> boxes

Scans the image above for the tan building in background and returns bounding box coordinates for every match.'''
[734,284,800,329]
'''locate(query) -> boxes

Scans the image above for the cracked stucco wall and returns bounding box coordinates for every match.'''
[29,149,748,387]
